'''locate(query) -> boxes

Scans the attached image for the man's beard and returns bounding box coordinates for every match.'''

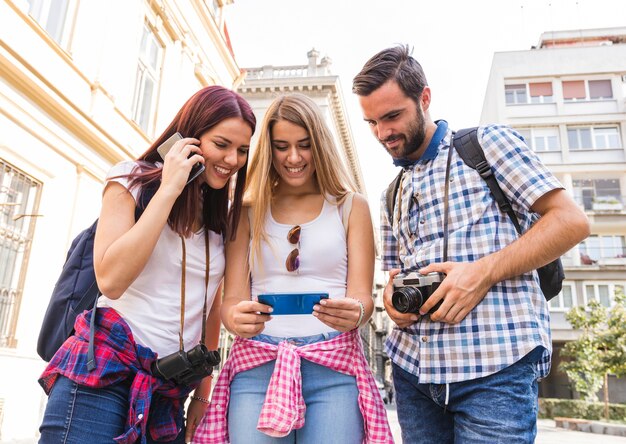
[381,106,426,159]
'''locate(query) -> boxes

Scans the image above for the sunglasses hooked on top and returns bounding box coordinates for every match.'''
[286,225,301,272]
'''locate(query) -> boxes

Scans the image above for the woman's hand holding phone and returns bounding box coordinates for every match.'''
[313,297,363,332]
[157,133,205,195]
[226,300,273,338]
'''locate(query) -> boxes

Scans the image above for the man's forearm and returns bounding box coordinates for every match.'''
[477,203,589,286]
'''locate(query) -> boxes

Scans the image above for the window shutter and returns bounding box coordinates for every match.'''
[529,82,552,97]
[589,80,612,99]
[563,80,585,99]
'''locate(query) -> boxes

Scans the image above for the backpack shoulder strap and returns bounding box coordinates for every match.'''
[384,170,403,223]
[134,181,158,220]
[340,193,354,236]
[452,127,522,234]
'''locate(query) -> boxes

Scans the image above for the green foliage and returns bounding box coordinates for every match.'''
[560,289,626,403]
[539,398,626,422]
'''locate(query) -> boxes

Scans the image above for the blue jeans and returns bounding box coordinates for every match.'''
[392,347,543,444]
[227,332,364,444]
[39,375,185,444]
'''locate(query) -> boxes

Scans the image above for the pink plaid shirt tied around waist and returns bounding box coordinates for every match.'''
[193,329,394,443]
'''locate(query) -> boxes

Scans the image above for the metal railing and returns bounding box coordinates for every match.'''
[0,288,17,348]
[573,195,626,212]
[0,160,42,348]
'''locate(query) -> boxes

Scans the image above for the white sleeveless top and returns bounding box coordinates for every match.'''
[97,161,225,356]
[251,197,348,337]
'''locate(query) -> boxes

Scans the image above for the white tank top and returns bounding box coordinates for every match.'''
[251,197,348,337]
[97,161,225,356]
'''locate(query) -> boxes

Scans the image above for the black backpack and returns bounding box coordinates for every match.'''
[384,127,564,301]
[37,184,156,363]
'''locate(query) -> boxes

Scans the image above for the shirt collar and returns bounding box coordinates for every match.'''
[392,120,448,168]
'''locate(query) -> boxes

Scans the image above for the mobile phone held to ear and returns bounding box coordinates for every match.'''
[257,292,330,315]
[156,132,206,185]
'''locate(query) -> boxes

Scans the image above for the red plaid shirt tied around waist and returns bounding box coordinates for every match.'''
[193,329,394,443]
[39,308,192,444]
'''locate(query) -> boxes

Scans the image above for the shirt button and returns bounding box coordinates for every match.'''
[421,336,428,342]
[420,219,425,224]
[216,404,222,410]
[138,413,144,420]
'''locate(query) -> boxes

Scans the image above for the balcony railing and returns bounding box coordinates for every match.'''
[244,65,310,80]
[574,195,625,212]
[580,248,626,266]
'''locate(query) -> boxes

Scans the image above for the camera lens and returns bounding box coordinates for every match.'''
[392,287,424,314]
[186,344,210,365]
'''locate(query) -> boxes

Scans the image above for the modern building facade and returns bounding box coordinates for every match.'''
[481,27,626,400]
[236,50,390,387]
[0,0,240,440]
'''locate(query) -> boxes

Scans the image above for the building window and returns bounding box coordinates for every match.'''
[505,84,526,105]
[572,178,621,211]
[549,284,576,311]
[567,126,622,150]
[0,160,42,348]
[205,0,221,18]
[563,79,613,101]
[25,0,70,45]
[589,80,613,99]
[132,24,162,133]
[583,282,626,308]
[515,127,560,152]
[505,82,553,105]
[594,127,621,149]
[581,236,626,262]
[532,127,560,152]
[529,82,553,103]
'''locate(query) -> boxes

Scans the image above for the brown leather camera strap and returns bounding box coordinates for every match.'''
[178,229,210,351]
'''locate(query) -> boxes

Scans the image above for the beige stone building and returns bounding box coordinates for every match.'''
[0,0,241,440]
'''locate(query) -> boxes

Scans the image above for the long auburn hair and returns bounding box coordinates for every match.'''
[127,85,255,239]
[245,93,355,266]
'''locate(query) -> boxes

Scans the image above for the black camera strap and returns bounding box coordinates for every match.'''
[442,135,455,262]
[178,229,210,351]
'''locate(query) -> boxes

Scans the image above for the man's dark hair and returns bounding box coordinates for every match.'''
[352,45,427,103]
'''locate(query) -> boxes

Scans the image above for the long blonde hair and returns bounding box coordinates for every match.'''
[245,93,356,267]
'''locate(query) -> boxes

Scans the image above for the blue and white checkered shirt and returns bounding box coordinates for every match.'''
[381,124,562,384]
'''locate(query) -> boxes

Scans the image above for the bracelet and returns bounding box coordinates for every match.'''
[354,299,365,328]
[190,394,210,404]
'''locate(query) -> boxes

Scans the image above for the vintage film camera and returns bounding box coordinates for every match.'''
[392,272,444,315]
[152,343,221,386]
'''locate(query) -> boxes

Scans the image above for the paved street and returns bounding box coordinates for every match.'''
[385,404,626,443]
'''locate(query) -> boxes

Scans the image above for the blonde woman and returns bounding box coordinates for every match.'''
[193,94,393,443]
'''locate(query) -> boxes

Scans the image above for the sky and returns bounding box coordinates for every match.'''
[223,0,626,220]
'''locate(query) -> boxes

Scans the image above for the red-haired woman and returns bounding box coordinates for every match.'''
[38,86,255,444]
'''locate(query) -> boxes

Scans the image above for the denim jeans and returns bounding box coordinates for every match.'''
[392,347,543,444]
[39,375,185,444]
[227,332,364,444]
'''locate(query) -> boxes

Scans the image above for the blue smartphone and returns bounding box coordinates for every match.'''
[257,292,329,315]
